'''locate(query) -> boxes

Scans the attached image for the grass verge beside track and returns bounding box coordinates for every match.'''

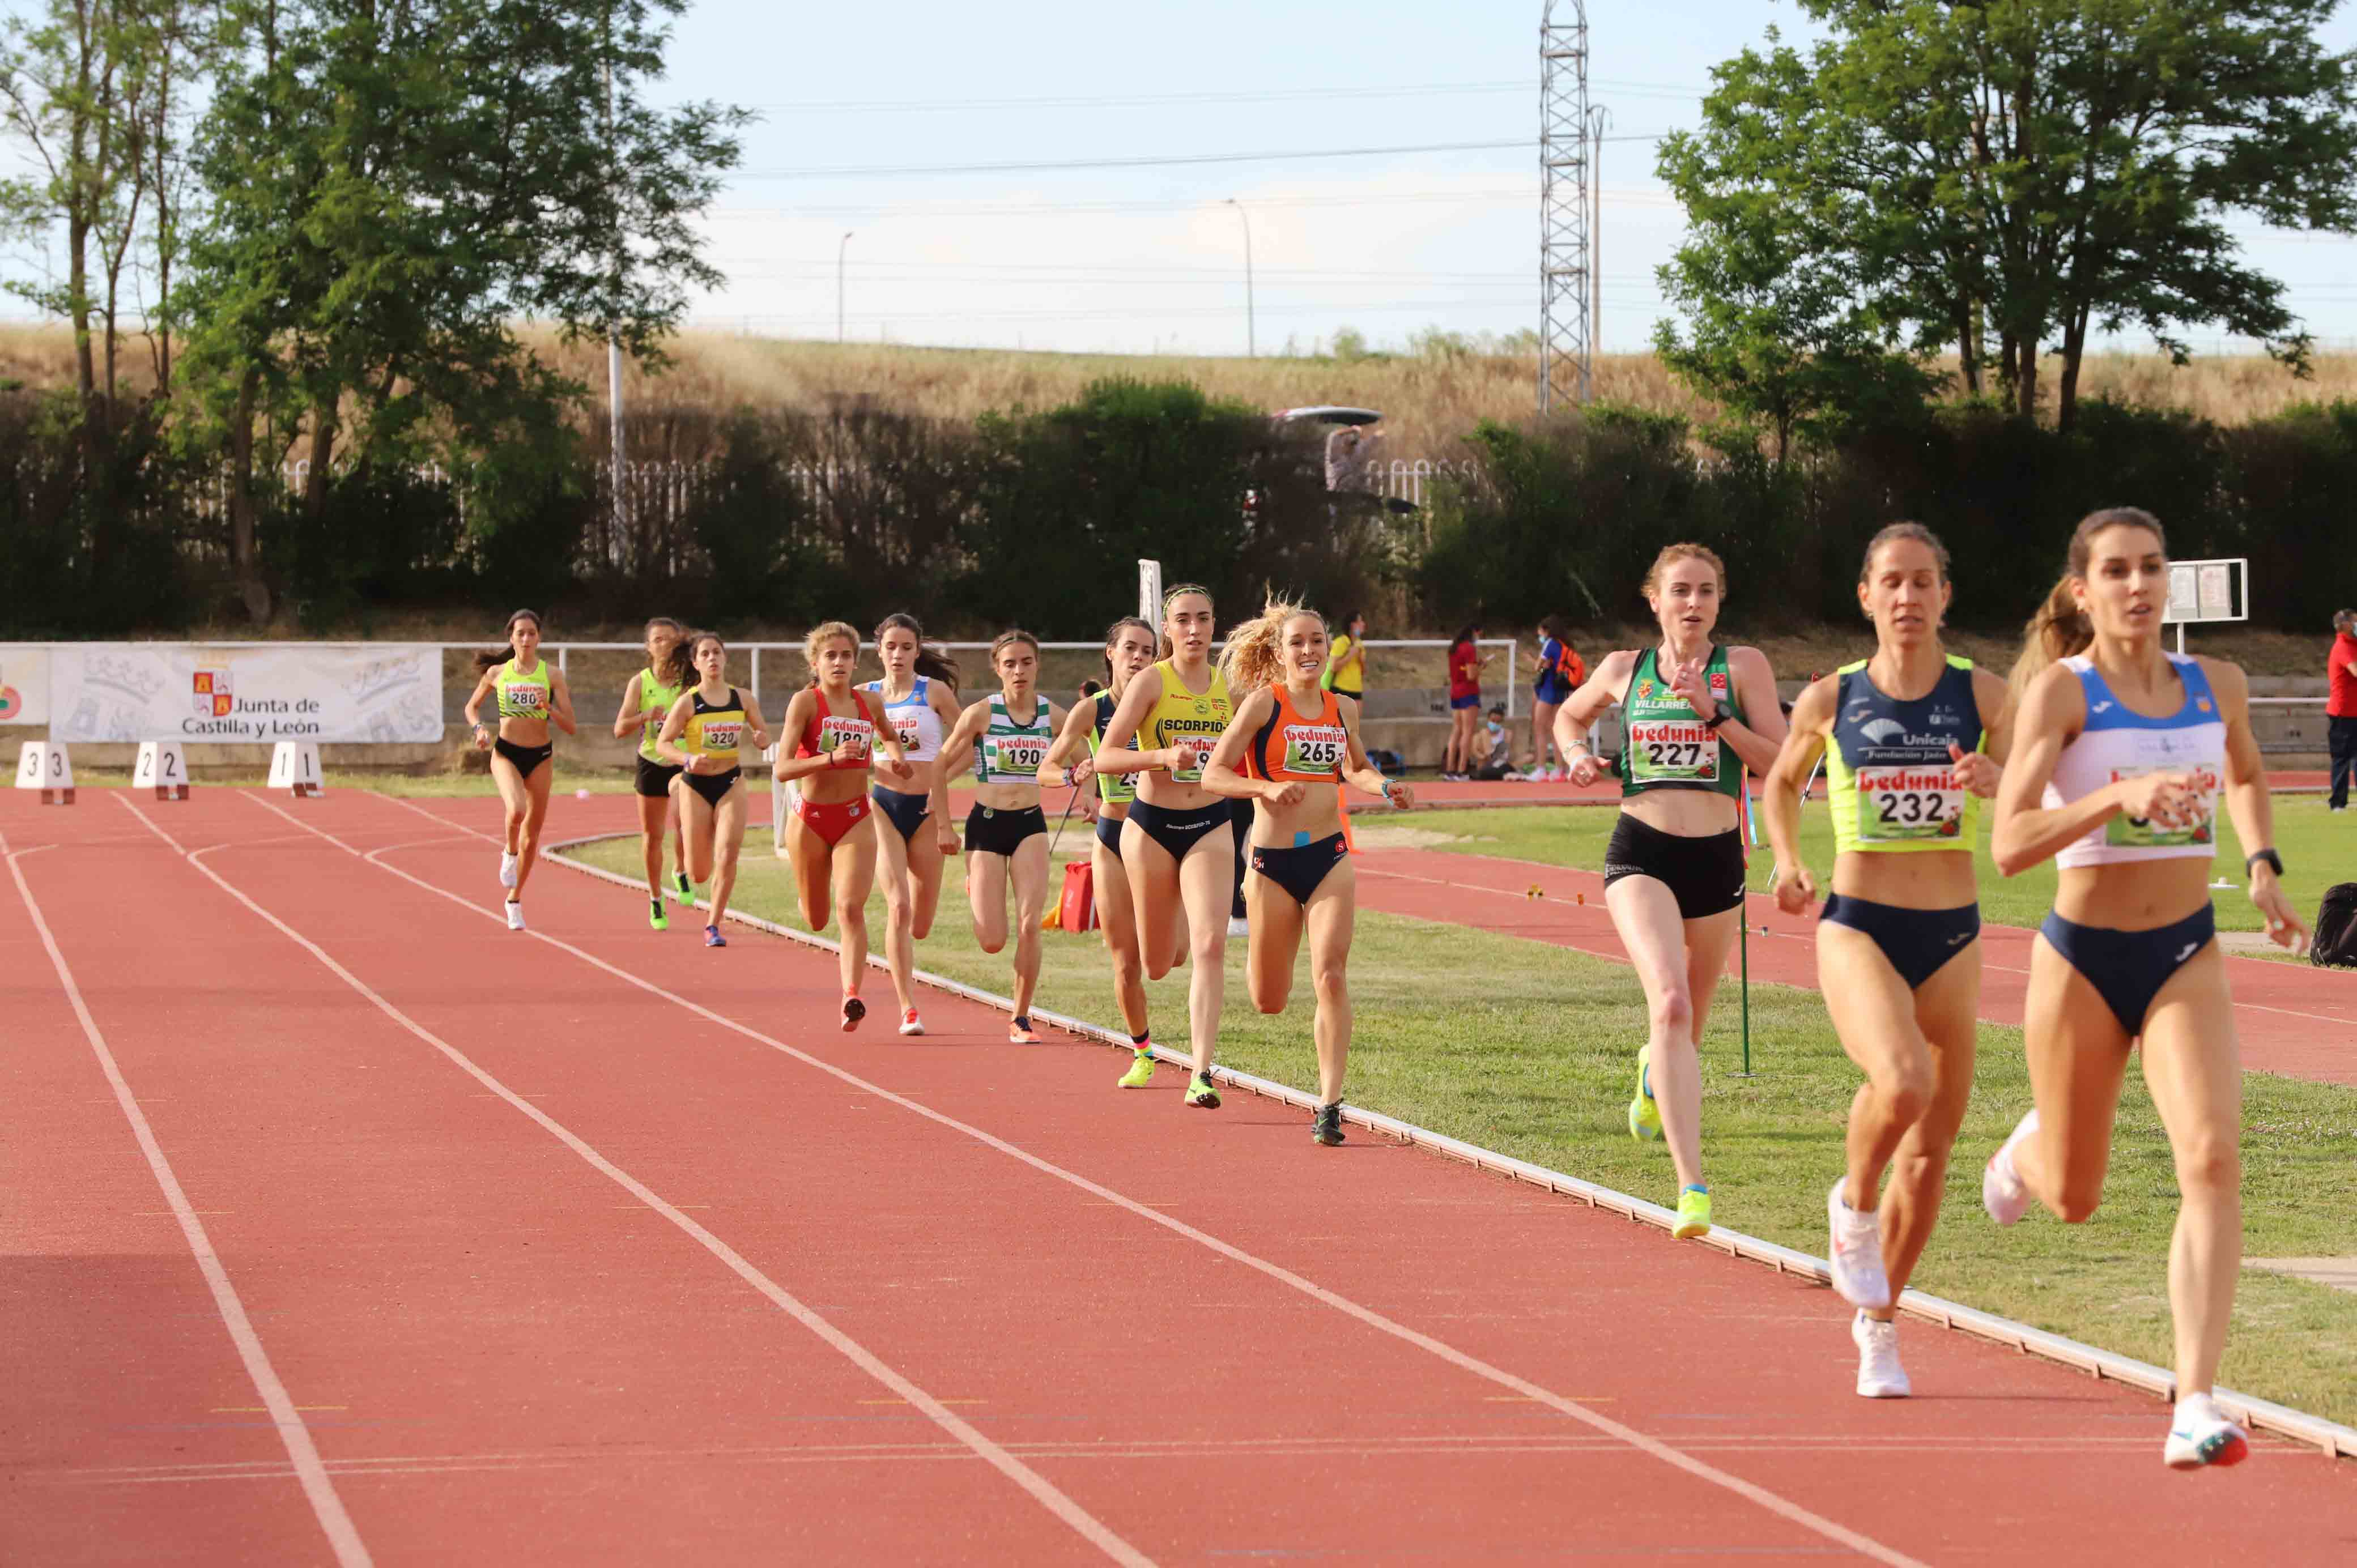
[564,827,2357,1428]
[1396,796,2350,958]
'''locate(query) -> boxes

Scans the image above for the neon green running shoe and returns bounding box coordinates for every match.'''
[649,897,669,932]
[1184,1071,1222,1110]
[1117,1048,1156,1089]
[1673,1186,1712,1240]
[672,870,695,902]
[1628,1046,1663,1142]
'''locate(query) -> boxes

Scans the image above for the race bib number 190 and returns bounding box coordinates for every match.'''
[1856,765,1963,842]
[989,734,1048,776]
[1170,735,1218,783]
[1627,719,1717,784]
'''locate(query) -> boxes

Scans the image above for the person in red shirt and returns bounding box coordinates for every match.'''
[1441,620,1490,780]
[2329,608,2357,811]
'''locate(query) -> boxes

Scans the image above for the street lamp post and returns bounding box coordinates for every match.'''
[837,231,854,343]
[1224,198,1255,359]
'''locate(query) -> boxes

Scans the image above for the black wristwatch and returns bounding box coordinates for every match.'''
[2245,847,2283,878]
[1701,710,1729,731]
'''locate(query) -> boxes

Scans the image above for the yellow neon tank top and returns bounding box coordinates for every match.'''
[637,667,684,762]
[1141,659,1230,785]
[495,658,550,721]
[682,687,747,768]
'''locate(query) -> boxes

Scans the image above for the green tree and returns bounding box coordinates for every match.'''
[175,0,745,620]
[1658,1,2357,432]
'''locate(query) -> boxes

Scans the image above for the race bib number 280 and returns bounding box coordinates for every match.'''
[1627,719,1717,784]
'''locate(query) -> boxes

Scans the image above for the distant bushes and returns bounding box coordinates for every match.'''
[3,381,2350,638]
[1420,398,2357,632]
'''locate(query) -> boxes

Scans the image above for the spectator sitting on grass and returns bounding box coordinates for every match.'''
[1468,703,1522,782]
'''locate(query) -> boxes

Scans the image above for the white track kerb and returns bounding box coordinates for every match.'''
[527,812,2357,1466]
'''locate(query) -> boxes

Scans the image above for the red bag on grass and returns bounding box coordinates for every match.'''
[1057,859,1097,932]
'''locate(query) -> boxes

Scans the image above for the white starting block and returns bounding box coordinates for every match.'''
[268,739,323,798]
[15,740,74,804]
[133,740,191,801]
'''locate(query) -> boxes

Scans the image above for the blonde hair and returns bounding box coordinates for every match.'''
[1641,543,1726,599]
[802,620,860,679]
[2009,507,2168,698]
[1219,597,1322,694]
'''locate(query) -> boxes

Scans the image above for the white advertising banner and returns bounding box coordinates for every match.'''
[0,646,50,724]
[46,645,443,744]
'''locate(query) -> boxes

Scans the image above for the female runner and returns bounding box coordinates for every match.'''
[612,615,696,928]
[1045,616,1182,1087]
[1760,523,2010,1397]
[462,608,577,930]
[1095,585,1235,1110]
[865,613,964,1037]
[1204,600,1413,1144]
[1441,620,1489,781]
[1554,544,1788,1237]
[938,631,1064,1043]
[773,621,918,1029]
[652,633,771,947]
[1986,507,2305,1469]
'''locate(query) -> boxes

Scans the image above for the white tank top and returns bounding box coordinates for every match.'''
[2043,653,2225,869]
[866,676,944,763]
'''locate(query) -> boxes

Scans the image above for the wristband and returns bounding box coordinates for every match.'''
[2245,847,2283,878]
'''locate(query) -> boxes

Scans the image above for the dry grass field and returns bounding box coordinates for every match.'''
[9,323,2352,465]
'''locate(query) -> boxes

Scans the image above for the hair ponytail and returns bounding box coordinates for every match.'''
[2009,578,2091,699]
[1101,616,1156,685]
[874,611,961,689]
[1219,597,1321,696]
[474,608,543,672]
[2010,506,2166,698]
[659,630,718,690]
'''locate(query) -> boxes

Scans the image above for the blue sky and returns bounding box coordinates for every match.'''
[661,0,2357,357]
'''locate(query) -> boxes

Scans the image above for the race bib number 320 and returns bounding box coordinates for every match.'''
[1856,765,1963,842]
[1627,719,1717,783]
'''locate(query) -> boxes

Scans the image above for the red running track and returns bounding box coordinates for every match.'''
[4,787,2353,1566]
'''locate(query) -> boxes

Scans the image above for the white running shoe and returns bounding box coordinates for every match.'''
[1982,1109,2041,1226]
[1827,1181,1892,1309]
[1226,915,1249,939]
[499,850,520,889]
[1852,1312,1911,1399]
[2163,1394,2249,1469]
[504,900,526,931]
[899,1008,925,1037]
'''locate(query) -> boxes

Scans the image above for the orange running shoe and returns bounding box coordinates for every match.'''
[840,995,866,1033]
[1008,1016,1041,1045]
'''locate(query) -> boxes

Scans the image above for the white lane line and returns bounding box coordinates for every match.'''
[115,795,1154,1568]
[2,817,372,1568]
[321,792,1930,1568]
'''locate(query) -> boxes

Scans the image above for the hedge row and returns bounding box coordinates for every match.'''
[3,382,2351,638]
